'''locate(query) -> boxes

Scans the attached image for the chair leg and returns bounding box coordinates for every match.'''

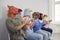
[8,33,10,40]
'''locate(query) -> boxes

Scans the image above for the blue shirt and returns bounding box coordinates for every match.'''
[33,19,45,32]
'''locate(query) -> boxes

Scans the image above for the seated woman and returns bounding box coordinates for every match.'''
[39,13,53,34]
[32,12,50,40]
[22,15,43,40]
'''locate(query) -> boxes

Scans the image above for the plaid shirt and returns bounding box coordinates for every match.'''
[6,17,26,40]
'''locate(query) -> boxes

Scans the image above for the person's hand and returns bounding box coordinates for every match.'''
[49,20,52,22]
[29,21,34,27]
[46,20,52,24]
[22,17,27,25]
[45,21,49,24]
[22,17,30,25]
[25,17,30,25]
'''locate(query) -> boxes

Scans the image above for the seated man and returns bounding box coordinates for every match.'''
[6,5,26,40]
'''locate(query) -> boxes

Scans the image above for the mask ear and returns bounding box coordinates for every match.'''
[7,5,12,9]
[7,5,10,9]
[7,5,10,7]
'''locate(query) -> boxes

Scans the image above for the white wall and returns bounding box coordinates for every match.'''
[0,0,60,40]
[0,0,49,16]
[0,0,49,40]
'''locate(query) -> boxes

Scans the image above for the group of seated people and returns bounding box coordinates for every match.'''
[6,6,53,40]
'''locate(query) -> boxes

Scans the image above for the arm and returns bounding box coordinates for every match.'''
[17,22,26,30]
[29,21,34,28]
[43,20,52,25]
[6,19,26,32]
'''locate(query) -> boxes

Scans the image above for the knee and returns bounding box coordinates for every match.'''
[43,33,48,37]
[39,34,43,38]
[48,28,53,32]
[49,28,53,34]
[38,34,43,40]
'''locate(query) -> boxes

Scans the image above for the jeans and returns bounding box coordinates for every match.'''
[35,29,51,40]
[24,29,43,40]
[41,27,53,34]
[18,36,24,40]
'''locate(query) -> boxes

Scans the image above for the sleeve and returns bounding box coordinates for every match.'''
[42,22,46,26]
[39,20,46,26]
[6,19,18,32]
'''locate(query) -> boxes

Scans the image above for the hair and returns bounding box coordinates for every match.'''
[32,12,40,18]
[39,13,43,20]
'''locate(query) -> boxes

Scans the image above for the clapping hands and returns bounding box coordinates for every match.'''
[22,17,30,25]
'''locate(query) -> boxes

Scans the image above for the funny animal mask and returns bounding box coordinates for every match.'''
[7,5,22,17]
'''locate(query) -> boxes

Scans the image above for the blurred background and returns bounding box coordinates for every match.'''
[0,0,60,40]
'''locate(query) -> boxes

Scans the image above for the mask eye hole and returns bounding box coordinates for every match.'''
[18,9,22,12]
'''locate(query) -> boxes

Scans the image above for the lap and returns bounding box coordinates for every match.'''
[41,27,53,33]
[24,29,43,38]
[25,30,43,40]
[18,36,25,40]
[35,29,49,36]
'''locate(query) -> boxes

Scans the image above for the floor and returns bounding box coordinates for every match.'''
[51,33,60,40]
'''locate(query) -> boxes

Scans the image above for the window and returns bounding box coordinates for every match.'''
[55,0,60,22]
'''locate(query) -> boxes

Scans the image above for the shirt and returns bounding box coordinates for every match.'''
[6,17,26,40]
[33,19,45,32]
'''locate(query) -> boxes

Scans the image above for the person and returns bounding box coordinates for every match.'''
[32,12,50,40]
[22,15,43,40]
[39,13,53,34]
[6,5,26,40]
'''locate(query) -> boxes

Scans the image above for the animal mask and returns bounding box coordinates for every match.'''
[7,5,22,17]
